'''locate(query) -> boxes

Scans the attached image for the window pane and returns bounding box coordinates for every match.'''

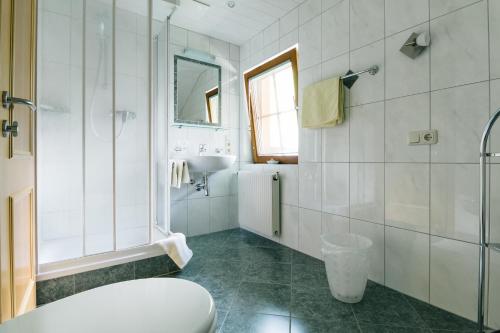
[279,111,298,154]
[207,94,218,123]
[274,65,295,112]
[247,53,298,159]
[257,115,278,155]
[250,76,274,118]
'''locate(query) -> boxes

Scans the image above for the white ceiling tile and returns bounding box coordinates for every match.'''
[155,0,304,45]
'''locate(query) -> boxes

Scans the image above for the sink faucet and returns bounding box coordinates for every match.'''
[199,144,208,154]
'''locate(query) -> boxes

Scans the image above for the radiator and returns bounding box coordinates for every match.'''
[238,171,280,237]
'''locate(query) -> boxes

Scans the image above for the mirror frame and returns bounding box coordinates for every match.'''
[174,55,222,127]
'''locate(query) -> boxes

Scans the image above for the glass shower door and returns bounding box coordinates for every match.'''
[115,0,151,249]
[37,0,85,264]
[84,0,114,255]
[37,0,152,265]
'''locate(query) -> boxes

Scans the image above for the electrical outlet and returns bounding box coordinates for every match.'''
[408,129,438,145]
[421,129,438,144]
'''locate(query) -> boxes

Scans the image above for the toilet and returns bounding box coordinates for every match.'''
[0,278,216,333]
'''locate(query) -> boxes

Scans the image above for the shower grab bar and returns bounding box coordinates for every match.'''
[478,107,500,333]
[2,91,36,112]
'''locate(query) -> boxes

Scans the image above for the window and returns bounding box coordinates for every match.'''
[244,48,299,164]
[205,87,219,124]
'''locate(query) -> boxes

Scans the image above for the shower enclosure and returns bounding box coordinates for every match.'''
[37,0,171,267]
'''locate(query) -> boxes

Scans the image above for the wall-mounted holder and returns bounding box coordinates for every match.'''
[341,65,379,89]
[400,32,430,59]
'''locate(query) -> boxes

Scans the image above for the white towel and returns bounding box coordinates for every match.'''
[155,233,193,269]
[178,160,191,184]
[170,160,190,188]
[170,161,179,188]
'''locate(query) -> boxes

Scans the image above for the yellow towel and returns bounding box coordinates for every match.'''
[301,77,344,128]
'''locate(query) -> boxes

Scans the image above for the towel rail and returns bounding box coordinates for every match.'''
[341,65,379,88]
[295,64,380,111]
[340,65,379,80]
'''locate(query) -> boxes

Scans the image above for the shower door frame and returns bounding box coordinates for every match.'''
[35,0,170,280]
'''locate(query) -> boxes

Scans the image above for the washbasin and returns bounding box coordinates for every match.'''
[188,154,236,172]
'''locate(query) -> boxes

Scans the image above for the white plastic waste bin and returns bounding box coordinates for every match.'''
[321,233,372,303]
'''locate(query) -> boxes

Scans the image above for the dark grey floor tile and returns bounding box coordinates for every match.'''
[194,275,240,311]
[360,324,432,333]
[291,317,361,333]
[232,282,291,316]
[74,262,134,293]
[292,263,329,290]
[251,246,292,264]
[351,282,426,328]
[429,329,476,333]
[223,229,281,249]
[191,244,228,260]
[220,311,290,333]
[135,255,176,279]
[216,310,228,332]
[290,286,356,323]
[166,256,205,279]
[244,262,291,285]
[200,259,249,282]
[226,246,291,264]
[405,296,477,331]
[188,231,231,251]
[36,275,75,306]
[359,324,432,332]
[291,250,323,266]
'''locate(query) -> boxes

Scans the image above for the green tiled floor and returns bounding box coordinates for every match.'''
[36,228,480,332]
[164,228,478,333]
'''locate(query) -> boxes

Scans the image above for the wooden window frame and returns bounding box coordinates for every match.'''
[244,48,299,164]
[205,86,218,123]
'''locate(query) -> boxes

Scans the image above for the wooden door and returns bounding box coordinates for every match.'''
[0,0,37,322]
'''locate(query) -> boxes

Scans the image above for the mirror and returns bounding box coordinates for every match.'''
[174,55,221,127]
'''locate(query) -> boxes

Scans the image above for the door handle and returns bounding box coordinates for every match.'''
[2,91,36,112]
[2,120,18,137]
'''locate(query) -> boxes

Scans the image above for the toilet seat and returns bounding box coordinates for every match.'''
[0,278,216,333]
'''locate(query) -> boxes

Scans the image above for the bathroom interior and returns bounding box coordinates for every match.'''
[0,0,500,332]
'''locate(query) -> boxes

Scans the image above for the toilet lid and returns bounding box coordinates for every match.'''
[0,278,216,333]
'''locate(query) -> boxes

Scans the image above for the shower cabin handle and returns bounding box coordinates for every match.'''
[2,90,37,112]
[478,107,500,333]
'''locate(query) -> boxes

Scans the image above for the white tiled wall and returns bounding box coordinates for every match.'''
[168,26,240,237]
[239,0,500,327]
